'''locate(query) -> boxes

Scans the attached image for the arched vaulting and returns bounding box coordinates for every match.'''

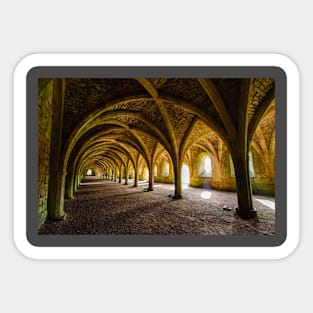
[38,77,275,228]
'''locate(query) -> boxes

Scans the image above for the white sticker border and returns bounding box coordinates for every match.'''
[13,53,299,260]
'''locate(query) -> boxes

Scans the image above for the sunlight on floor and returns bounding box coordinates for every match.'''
[201,191,212,199]
[255,198,275,210]
[138,181,148,185]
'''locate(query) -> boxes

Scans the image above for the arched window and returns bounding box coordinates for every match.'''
[204,157,212,177]
[182,164,190,184]
[162,162,170,177]
[86,169,92,176]
[248,152,255,178]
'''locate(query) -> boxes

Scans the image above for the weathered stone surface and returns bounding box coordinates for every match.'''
[38,80,54,227]
[247,78,274,125]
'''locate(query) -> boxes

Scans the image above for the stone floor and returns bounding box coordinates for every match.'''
[39,177,275,235]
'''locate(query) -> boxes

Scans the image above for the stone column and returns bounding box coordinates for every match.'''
[118,165,122,183]
[65,171,74,199]
[169,163,175,183]
[234,78,257,219]
[147,163,154,191]
[134,166,138,187]
[74,175,78,191]
[232,151,256,219]
[124,164,129,185]
[114,167,117,182]
[47,79,66,220]
[173,160,182,199]
[133,155,139,188]
[48,170,66,219]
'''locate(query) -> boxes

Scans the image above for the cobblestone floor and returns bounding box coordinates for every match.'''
[39,177,275,235]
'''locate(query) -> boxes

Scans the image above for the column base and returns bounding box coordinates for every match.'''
[173,194,182,199]
[147,187,154,191]
[48,212,66,222]
[236,207,257,220]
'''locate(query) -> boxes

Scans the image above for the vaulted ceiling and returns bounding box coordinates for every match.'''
[61,78,275,174]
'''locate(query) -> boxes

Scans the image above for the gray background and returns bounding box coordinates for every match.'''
[1,1,309,312]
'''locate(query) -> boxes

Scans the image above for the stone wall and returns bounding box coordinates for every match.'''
[210,177,236,191]
[189,150,275,196]
[154,175,175,184]
[154,160,174,184]
[211,151,275,196]
[250,150,275,196]
[38,80,54,228]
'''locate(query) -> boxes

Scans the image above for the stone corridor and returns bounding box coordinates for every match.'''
[39,177,275,235]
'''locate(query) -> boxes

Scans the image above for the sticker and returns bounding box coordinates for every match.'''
[13,53,299,259]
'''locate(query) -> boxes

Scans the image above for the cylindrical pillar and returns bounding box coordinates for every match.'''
[65,171,74,199]
[147,166,154,191]
[173,162,182,199]
[118,166,122,183]
[48,170,66,220]
[134,166,138,187]
[232,152,256,219]
[124,166,129,185]
[114,168,117,182]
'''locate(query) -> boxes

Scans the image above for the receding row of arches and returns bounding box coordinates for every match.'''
[83,150,259,193]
